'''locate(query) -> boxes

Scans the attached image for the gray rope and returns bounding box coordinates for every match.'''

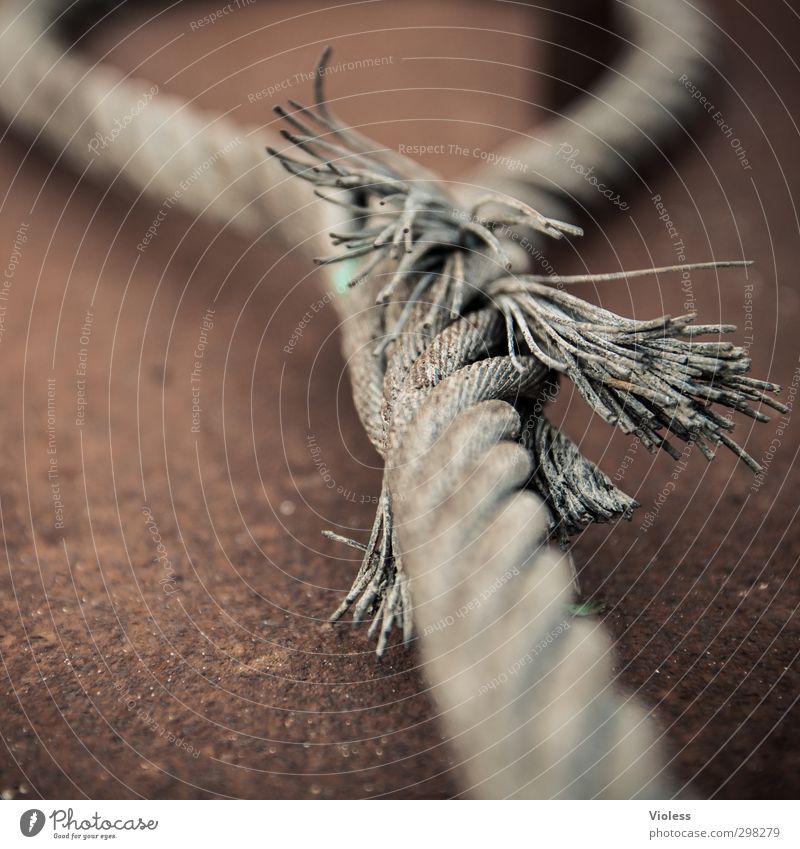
[1,0,779,800]
[393,401,674,798]
[268,45,783,800]
[0,0,331,254]
[471,0,720,219]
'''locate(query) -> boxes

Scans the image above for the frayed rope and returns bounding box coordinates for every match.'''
[269,49,787,651]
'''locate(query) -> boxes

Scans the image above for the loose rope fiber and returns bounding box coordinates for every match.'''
[274,77,781,795]
[0,0,778,799]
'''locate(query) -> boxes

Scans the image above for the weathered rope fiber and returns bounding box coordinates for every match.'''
[0,0,782,799]
[268,61,783,649]
[265,52,783,799]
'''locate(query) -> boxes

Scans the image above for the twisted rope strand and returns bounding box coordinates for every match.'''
[269,74,784,642]
[0,0,331,254]
[470,0,721,218]
[393,401,675,798]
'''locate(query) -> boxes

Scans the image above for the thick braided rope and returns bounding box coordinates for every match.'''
[0,0,331,254]
[0,0,726,798]
[393,401,673,797]
[337,265,677,795]
[472,0,719,218]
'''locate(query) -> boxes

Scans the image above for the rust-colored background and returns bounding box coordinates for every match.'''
[0,0,797,799]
